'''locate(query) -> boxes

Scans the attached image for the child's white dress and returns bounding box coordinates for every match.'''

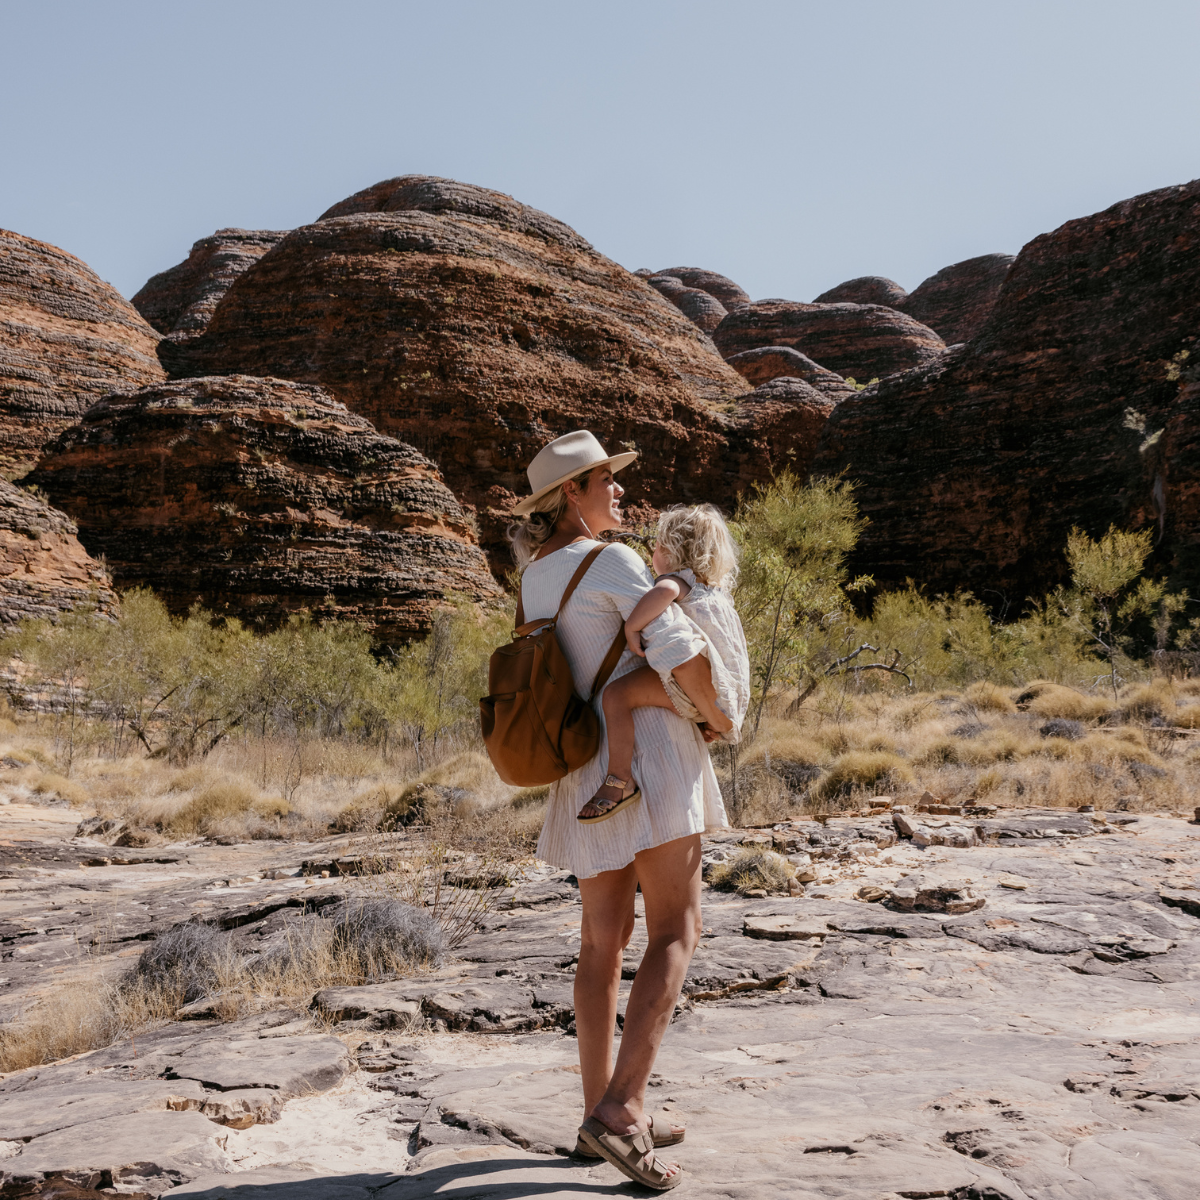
[657,568,750,743]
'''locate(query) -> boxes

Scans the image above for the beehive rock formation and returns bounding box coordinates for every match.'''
[724,346,857,401]
[26,376,500,642]
[0,479,116,626]
[723,378,836,490]
[644,274,727,332]
[648,266,750,311]
[900,252,1015,345]
[132,228,287,339]
[158,177,748,554]
[713,300,946,384]
[810,180,1200,600]
[0,230,164,477]
[814,275,908,308]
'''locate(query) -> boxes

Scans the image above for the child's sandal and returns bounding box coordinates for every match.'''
[578,774,642,824]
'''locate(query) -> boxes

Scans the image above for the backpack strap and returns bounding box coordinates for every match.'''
[515,543,628,698]
[589,626,628,700]
[515,543,607,629]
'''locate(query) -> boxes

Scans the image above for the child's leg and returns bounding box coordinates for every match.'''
[602,666,677,784]
[671,654,734,733]
[579,667,676,819]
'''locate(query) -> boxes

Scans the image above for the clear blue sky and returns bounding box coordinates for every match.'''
[4,0,1199,304]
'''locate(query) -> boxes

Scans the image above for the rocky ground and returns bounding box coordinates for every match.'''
[2,797,1199,1199]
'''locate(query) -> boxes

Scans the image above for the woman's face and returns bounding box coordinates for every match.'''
[564,467,623,534]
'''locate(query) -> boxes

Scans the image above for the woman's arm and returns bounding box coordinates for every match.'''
[625,575,693,656]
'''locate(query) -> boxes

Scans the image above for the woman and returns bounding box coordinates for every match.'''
[509,430,729,1190]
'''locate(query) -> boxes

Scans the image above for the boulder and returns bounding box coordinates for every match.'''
[712,300,945,384]
[132,229,287,339]
[723,346,857,399]
[156,176,747,556]
[0,479,117,625]
[26,376,500,642]
[814,275,908,308]
[900,252,1014,345]
[0,229,164,476]
[652,266,750,311]
[811,180,1200,600]
[644,274,727,332]
[723,377,836,488]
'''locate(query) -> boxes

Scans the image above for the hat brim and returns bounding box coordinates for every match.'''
[511,451,638,516]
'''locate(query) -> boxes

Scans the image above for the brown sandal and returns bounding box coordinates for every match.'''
[577,1116,683,1190]
[574,1112,684,1158]
[577,774,641,824]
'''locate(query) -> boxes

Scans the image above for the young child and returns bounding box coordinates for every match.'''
[579,504,750,823]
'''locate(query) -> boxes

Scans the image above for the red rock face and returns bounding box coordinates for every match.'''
[159,177,748,556]
[900,253,1015,345]
[645,274,727,333]
[650,267,750,312]
[0,479,117,626]
[712,300,945,384]
[723,346,856,401]
[723,378,835,491]
[132,228,287,339]
[810,181,1200,600]
[26,376,500,643]
[814,276,908,308]
[0,230,165,477]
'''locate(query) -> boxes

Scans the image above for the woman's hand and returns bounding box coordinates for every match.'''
[697,721,722,743]
[625,621,646,657]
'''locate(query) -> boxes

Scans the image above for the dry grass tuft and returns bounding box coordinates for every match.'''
[1016,681,1115,721]
[811,749,913,802]
[708,845,796,895]
[964,682,1017,713]
[163,778,263,837]
[30,771,89,806]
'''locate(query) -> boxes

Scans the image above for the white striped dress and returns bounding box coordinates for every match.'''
[522,540,729,879]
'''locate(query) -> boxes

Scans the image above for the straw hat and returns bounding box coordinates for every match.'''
[511,431,638,516]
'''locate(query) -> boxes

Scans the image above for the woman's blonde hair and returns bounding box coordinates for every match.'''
[507,468,595,569]
[655,504,739,588]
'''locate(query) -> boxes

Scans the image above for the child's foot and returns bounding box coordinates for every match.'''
[578,775,641,822]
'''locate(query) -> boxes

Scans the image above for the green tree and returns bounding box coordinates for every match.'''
[376,596,511,771]
[732,473,869,733]
[1055,525,1183,699]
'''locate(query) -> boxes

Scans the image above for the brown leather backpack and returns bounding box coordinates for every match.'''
[480,545,626,787]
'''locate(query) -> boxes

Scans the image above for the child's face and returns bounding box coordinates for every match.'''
[651,543,673,576]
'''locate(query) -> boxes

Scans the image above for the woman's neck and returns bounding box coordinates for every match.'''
[536,514,599,559]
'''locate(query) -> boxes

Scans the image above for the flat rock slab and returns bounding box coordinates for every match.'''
[163,1035,349,1096]
[0,1077,208,1139]
[5,1110,234,1193]
[742,914,829,940]
[312,985,421,1027]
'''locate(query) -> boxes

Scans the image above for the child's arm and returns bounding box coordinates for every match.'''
[625,575,693,656]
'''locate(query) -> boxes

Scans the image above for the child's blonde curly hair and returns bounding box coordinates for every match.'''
[654,504,739,589]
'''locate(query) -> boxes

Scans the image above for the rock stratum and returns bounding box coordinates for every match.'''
[132,228,288,340]
[25,376,499,642]
[0,480,117,626]
[900,251,1015,345]
[0,230,164,477]
[712,300,946,384]
[811,180,1200,599]
[813,275,908,308]
[156,176,749,551]
[723,345,858,401]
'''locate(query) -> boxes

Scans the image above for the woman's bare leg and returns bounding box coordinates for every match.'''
[575,863,638,1118]
[579,667,678,820]
[587,834,702,1178]
[672,653,734,733]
